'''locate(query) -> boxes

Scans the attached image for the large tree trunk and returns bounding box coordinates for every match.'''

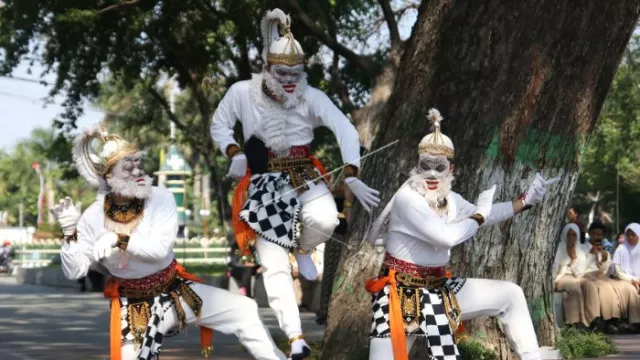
[321,1,640,359]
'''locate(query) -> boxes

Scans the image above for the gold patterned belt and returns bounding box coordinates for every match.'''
[380,265,446,289]
[381,264,462,340]
[118,260,178,299]
[267,157,323,190]
[119,262,204,350]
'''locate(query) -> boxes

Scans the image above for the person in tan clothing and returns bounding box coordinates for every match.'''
[609,223,640,332]
[582,222,623,333]
[553,224,592,329]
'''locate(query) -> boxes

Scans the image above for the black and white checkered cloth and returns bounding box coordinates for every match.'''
[370,277,466,360]
[239,172,302,248]
[120,281,196,360]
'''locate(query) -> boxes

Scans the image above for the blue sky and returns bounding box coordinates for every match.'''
[0,62,104,151]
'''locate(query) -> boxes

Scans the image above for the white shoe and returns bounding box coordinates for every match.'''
[294,251,318,281]
[290,338,311,360]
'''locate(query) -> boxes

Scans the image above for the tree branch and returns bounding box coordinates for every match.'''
[146,87,189,134]
[378,0,400,49]
[97,0,143,15]
[330,52,355,113]
[282,0,377,74]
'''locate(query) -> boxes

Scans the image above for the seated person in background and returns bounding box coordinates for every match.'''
[581,222,621,333]
[553,224,592,329]
[609,223,640,332]
[583,221,614,255]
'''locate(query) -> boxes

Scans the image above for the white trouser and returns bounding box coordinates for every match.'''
[369,278,542,360]
[121,283,287,360]
[256,181,338,338]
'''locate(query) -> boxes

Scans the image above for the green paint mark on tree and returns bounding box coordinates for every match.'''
[484,129,582,167]
[333,275,345,293]
[472,329,489,341]
[528,297,546,323]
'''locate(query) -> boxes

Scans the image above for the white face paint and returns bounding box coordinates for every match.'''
[106,152,152,200]
[417,155,451,190]
[271,64,304,92]
[263,64,308,108]
[408,154,454,210]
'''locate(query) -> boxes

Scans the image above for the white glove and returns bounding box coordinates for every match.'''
[345,177,380,213]
[523,173,561,206]
[93,233,117,262]
[49,197,82,236]
[226,154,247,179]
[475,185,497,221]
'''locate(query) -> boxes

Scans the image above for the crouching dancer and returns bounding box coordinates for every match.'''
[51,124,286,360]
[365,109,560,360]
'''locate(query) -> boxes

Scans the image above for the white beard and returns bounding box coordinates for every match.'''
[408,168,453,215]
[107,175,153,200]
[263,71,308,109]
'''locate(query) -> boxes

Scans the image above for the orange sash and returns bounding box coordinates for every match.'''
[104,264,213,360]
[365,268,408,360]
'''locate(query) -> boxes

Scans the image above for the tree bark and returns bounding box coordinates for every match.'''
[321,1,640,359]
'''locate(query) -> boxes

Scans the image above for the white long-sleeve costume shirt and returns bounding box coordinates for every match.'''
[210,73,361,167]
[386,186,514,266]
[60,187,178,280]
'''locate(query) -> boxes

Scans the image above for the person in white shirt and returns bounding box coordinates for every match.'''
[553,223,594,329]
[609,223,640,331]
[52,125,286,360]
[581,222,627,333]
[210,8,379,358]
[365,109,559,360]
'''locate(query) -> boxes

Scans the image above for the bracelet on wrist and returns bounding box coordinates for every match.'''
[63,231,78,244]
[514,193,532,212]
[115,234,130,251]
[470,214,485,226]
[344,165,359,178]
[226,144,243,158]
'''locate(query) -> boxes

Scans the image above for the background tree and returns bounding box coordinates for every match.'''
[322,2,640,360]
[573,35,640,233]
[0,128,94,227]
[2,1,640,358]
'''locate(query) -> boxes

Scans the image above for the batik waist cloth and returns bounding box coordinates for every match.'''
[239,145,327,249]
[116,259,204,360]
[370,254,466,360]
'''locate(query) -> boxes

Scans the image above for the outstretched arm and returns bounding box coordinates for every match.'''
[391,187,480,248]
[458,199,517,228]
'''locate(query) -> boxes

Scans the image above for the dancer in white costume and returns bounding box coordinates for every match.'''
[365,109,560,360]
[51,125,286,360]
[210,8,379,359]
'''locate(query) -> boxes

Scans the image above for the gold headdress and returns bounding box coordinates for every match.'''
[261,9,305,67]
[418,108,455,159]
[73,123,139,186]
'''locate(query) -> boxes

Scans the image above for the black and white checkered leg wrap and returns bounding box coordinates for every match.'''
[370,277,466,360]
[120,280,197,360]
[239,172,302,248]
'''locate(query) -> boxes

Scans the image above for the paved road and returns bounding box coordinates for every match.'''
[585,335,640,360]
[0,276,324,360]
